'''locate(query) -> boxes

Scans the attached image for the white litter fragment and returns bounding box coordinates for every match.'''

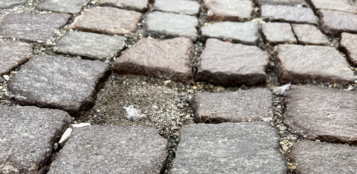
[272,83,291,95]
[70,123,91,129]
[3,75,9,81]
[124,105,147,121]
[58,128,72,147]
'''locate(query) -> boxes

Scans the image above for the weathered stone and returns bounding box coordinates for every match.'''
[0,13,71,42]
[97,0,148,12]
[276,45,354,85]
[0,105,71,174]
[114,37,193,84]
[71,7,142,35]
[261,23,297,45]
[191,89,273,123]
[285,85,357,143]
[291,141,357,174]
[291,24,330,45]
[255,0,308,6]
[261,5,318,25]
[6,55,111,116]
[171,122,288,173]
[144,11,198,41]
[197,39,269,86]
[318,10,357,36]
[48,126,167,173]
[340,32,357,65]
[201,22,259,44]
[36,0,88,14]
[0,0,27,9]
[54,31,126,60]
[153,0,200,16]
[0,40,33,76]
[310,0,357,14]
[204,0,253,21]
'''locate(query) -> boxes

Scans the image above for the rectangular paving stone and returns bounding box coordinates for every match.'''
[261,5,318,25]
[204,0,253,22]
[0,40,33,76]
[197,38,269,86]
[310,0,357,14]
[276,45,354,85]
[340,32,357,65]
[153,0,200,16]
[171,122,288,174]
[191,89,273,123]
[0,105,71,174]
[0,0,27,9]
[144,11,198,41]
[291,141,357,174]
[114,37,193,84]
[291,24,330,45]
[200,21,259,45]
[5,55,111,116]
[261,23,297,45]
[98,0,149,12]
[255,0,308,6]
[48,126,167,174]
[285,85,357,143]
[318,10,357,36]
[71,7,142,36]
[0,13,71,43]
[54,31,126,60]
[36,0,88,14]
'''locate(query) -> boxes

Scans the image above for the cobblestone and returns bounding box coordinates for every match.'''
[0,0,27,9]
[203,0,253,22]
[309,0,357,14]
[261,5,318,25]
[97,0,149,12]
[340,32,357,65]
[261,22,297,45]
[318,10,357,36]
[36,0,88,14]
[291,24,330,45]
[153,0,200,16]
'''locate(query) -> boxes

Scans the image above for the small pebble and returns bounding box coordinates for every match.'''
[3,75,10,81]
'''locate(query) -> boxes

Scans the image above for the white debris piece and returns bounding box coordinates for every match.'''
[59,128,72,147]
[124,105,147,121]
[272,83,291,95]
[70,123,91,128]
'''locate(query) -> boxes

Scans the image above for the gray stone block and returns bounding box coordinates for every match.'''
[0,0,27,9]
[153,0,200,16]
[340,32,357,65]
[255,0,308,6]
[310,0,357,14]
[36,0,88,14]
[261,22,297,45]
[261,5,318,25]
[318,10,357,36]
[98,0,149,12]
[291,24,330,45]
[204,0,253,21]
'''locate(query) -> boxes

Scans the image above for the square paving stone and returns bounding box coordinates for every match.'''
[310,0,357,14]
[200,21,259,45]
[196,38,269,86]
[318,10,357,36]
[54,31,126,60]
[36,0,88,14]
[0,13,71,43]
[203,0,253,22]
[5,55,111,116]
[0,105,71,174]
[0,40,33,76]
[98,0,149,12]
[291,24,330,45]
[261,5,318,25]
[261,22,297,45]
[153,0,200,16]
[71,7,142,36]
[191,89,273,123]
[171,122,288,174]
[255,0,308,6]
[114,37,193,84]
[340,32,357,65]
[48,126,167,174]
[0,0,27,9]
[276,45,354,85]
[285,85,357,143]
[291,140,357,174]
[144,11,198,41]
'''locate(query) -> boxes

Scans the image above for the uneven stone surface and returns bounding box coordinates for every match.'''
[318,10,357,36]
[6,55,111,116]
[340,32,357,65]
[292,24,330,45]
[114,37,193,84]
[171,122,288,173]
[0,105,71,174]
[191,89,273,123]
[0,40,33,76]
[0,0,27,9]
[255,0,308,6]
[276,45,354,85]
[204,0,253,22]
[291,140,357,174]
[36,0,88,14]
[98,0,149,12]
[310,0,357,14]
[201,22,259,44]
[48,126,167,174]
[71,7,142,35]
[144,11,198,41]
[153,0,200,16]
[196,39,269,86]
[261,23,297,45]
[0,13,71,42]
[261,5,318,25]
[285,85,357,143]
[54,31,126,60]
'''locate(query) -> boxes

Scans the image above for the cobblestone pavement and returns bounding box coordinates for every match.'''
[1,0,357,173]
